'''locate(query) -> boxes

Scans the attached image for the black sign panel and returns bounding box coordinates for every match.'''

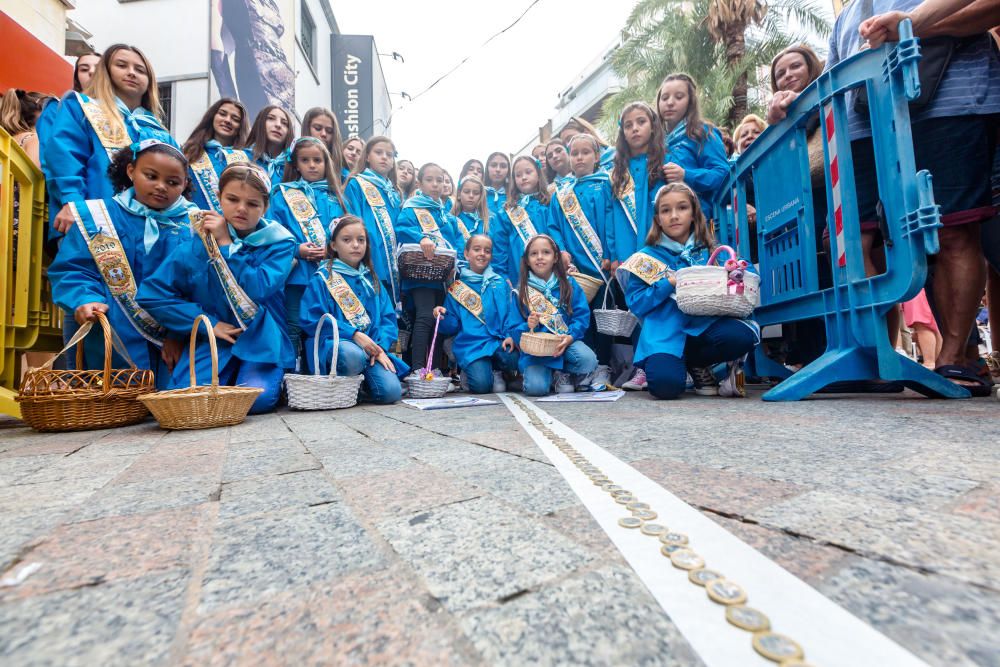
[331,34,375,139]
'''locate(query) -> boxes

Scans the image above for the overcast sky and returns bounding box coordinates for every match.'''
[333,0,638,178]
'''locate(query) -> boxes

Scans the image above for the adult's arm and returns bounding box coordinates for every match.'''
[860,0,1000,46]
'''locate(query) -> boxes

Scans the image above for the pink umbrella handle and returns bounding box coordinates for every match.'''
[423,314,442,375]
[707,244,737,267]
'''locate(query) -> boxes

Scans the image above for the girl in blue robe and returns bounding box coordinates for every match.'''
[49,140,196,389]
[341,136,365,182]
[492,155,551,285]
[343,136,402,301]
[396,163,463,374]
[434,234,519,394]
[610,102,666,264]
[136,164,296,413]
[269,137,348,370]
[299,216,408,404]
[620,183,758,400]
[484,151,510,217]
[510,235,597,396]
[180,98,251,211]
[244,105,294,182]
[655,73,730,217]
[544,140,573,193]
[450,175,491,258]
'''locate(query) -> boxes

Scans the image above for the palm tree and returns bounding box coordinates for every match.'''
[601,0,830,132]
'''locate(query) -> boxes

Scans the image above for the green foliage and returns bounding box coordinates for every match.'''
[600,0,831,134]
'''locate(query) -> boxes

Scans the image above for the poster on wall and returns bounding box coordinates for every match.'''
[209,0,296,121]
[332,34,391,140]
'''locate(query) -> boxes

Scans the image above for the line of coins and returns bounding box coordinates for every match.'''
[512,397,814,667]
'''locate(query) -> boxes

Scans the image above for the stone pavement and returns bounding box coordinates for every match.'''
[0,390,998,666]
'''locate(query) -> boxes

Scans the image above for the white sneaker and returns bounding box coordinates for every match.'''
[492,370,506,393]
[718,360,746,398]
[622,367,647,391]
[553,371,575,394]
[688,366,719,396]
[589,365,612,391]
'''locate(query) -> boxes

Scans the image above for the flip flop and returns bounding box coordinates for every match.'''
[935,365,992,398]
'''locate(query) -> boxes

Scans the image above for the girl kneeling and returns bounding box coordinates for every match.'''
[511,235,597,396]
[300,216,409,404]
[137,164,296,413]
[434,234,519,394]
[620,183,758,399]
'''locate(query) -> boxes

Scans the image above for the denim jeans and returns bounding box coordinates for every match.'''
[645,319,758,400]
[284,284,305,372]
[338,340,402,404]
[523,340,598,396]
[464,347,519,394]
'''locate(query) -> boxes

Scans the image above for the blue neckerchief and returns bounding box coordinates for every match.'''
[460,265,501,290]
[205,138,239,154]
[112,188,194,253]
[276,178,327,199]
[359,168,401,208]
[402,189,443,211]
[114,97,161,135]
[486,186,505,206]
[517,193,538,208]
[330,258,375,293]
[657,233,701,267]
[528,271,560,305]
[461,210,483,226]
[228,218,293,253]
[665,119,688,149]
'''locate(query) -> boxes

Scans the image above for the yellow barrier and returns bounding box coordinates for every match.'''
[1,126,62,419]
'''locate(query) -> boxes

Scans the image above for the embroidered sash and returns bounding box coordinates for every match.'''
[525,286,569,335]
[190,148,248,212]
[191,211,259,329]
[71,200,167,345]
[279,185,327,247]
[415,208,447,247]
[448,281,485,324]
[507,205,538,244]
[616,170,639,234]
[619,252,670,285]
[555,186,604,272]
[358,178,399,300]
[456,217,472,242]
[76,93,128,159]
[323,268,371,330]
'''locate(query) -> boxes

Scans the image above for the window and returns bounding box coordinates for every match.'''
[158,82,172,132]
[300,1,316,68]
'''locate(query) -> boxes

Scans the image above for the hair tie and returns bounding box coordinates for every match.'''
[534,158,543,170]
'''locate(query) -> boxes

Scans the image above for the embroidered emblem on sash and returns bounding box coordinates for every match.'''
[76,93,128,159]
[358,177,399,300]
[556,186,604,268]
[191,210,259,329]
[526,286,569,335]
[324,268,371,330]
[507,205,538,244]
[280,185,327,247]
[619,252,669,285]
[448,281,485,323]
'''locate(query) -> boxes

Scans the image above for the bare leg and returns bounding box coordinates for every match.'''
[988,265,1000,353]
[933,225,986,369]
[911,323,938,368]
[862,231,901,346]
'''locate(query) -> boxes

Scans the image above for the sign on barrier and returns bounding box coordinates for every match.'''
[713,20,968,401]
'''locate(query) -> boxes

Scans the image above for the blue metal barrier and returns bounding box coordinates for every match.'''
[713,20,969,400]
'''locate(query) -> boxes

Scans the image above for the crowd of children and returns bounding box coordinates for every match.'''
[16,42,761,412]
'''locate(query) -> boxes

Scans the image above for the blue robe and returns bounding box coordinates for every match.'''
[245,148,287,183]
[269,182,344,286]
[136,219,297,382]
[453,210,489,257]
[36,97,61,240]
[510,277,591,372]
[547,174,615,278]
[610,155,665,263]
[299,263,408,376]
[599,145,616,172]
[438,277,519,367]
[491,196,550,284]
[664,124,730,216]
[395,204,462,292]
[188,143,248,211]
[622,243,759,364]
[49,197,192,385]
[43,94,170,242]
[485,187,507,217]
[344,174,402,296]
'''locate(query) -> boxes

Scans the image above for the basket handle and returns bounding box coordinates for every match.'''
[189,315,219,390]
[706,244,737,267]
[313,313,341,378]
[33,311,136,394]
[423,314,442,374]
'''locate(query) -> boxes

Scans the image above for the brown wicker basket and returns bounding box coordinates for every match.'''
[569,271,604,303]
[16,311,154,432]
[397,244,456,282]
[520,331,562,357]
[139,315,262,430]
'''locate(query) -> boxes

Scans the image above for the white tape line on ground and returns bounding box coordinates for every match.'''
[499,394,929,667]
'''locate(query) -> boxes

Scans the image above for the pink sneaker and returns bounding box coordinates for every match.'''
[622,367,647,391]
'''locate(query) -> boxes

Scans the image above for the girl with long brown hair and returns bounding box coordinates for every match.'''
[181,98,250,211]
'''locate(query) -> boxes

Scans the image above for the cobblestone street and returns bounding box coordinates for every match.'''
[1,391,998,666]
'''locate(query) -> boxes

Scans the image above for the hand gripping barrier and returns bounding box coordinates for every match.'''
[712,20,968,401]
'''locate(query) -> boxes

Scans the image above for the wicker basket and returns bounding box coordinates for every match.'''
[675,245,760,318]
[594,282,639,337]
[16,311,154,432]
[406,374,453,398]
[397,244,456,282]
[570,271,603,303]
[139,315,263,429]
[284,314,363,410]
[520,331,562,357]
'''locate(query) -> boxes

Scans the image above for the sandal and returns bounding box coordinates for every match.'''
[934,365,993,398]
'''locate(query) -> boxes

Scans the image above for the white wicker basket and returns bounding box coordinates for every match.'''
[284,314,363,410]
[675,245,760,318]
[406,374,453,398]
[593,278,639,337]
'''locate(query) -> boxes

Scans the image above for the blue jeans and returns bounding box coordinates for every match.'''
[523,340,598,396]
[464,347,519,394]
[645,319,758,400]
[284,284,305,372]
[338,340,401,404]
